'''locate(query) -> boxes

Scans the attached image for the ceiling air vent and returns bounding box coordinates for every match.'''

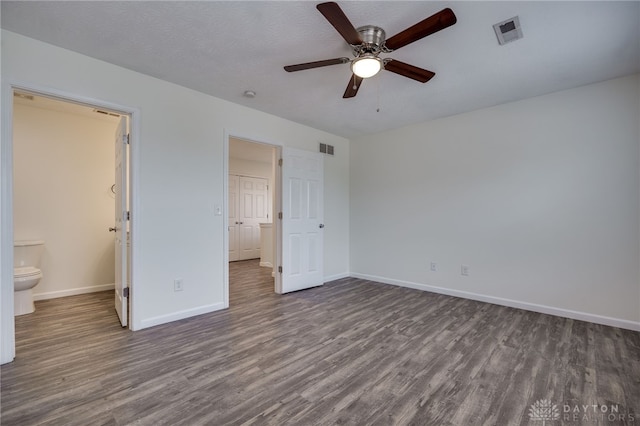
[319,143,334,156]
[493,16,523,45]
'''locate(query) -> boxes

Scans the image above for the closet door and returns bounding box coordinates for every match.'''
[229,175,269,261]
[238,176,269,260]
[228,175,240,262]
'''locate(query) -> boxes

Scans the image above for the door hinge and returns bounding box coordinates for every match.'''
[123,287,130,298]
[278,212,283,220]
[124,134,130,145]
[278,266,283,274]
[278,158,283,167]
[126,211,130,221]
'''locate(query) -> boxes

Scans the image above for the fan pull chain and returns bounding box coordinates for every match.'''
[352,74,357,91]
[376,75,381,113]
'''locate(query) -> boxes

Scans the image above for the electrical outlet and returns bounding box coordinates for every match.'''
[174,279,184,292]
[461,265,470,276]
[430,262,438,272]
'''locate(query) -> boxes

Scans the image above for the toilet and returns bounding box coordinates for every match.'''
[14,240,45,316]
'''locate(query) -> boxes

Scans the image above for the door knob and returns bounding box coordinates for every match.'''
[109,227,117,232]
[319,224,325,228]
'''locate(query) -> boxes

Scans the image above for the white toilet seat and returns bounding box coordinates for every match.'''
[14,266,42,279]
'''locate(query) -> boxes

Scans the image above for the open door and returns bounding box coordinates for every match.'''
[113,117,128,326]
[280,147,324,293]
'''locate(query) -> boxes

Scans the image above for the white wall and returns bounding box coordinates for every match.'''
[229,158,272,181]
[350,74,640,330]
[13,102,117,299]
[1,30,350,362]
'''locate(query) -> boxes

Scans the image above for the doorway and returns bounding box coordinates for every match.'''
[227,137,279,303]
[12,92,121,300]
[1,86,137,364]
[224,138,327,305]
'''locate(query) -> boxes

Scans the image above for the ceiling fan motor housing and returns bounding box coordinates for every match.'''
[354,25,387,56]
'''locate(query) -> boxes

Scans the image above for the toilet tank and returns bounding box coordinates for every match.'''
[14,240,45,268]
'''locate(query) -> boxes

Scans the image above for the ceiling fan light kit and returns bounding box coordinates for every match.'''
[351,55,382,78]
[284,2,457,98]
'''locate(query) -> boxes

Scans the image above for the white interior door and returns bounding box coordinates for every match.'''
[239,176,268,260]
[281,147,324,293]
[114,117,128,327]
[229,175,269,261]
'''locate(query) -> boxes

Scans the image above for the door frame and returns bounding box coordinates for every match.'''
[223,131,283,307]
[1,82,140,364]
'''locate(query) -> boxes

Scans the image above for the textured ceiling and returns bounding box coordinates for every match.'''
[2,1,639,138]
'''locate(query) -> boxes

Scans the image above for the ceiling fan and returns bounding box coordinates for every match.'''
[284,2,457,98]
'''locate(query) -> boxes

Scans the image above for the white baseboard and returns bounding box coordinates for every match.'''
[34,283,115,301]
[324,272,350,283]
[139,303,226,330]
[350,272,640,332]
[259,261,273,268]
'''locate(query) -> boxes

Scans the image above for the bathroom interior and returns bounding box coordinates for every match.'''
[12,92,122,317]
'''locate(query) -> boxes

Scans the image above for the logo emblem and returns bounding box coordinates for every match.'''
[529,399,560,425]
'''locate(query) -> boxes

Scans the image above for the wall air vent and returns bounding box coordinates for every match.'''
[493,16,523,45]
[13,92,34,101]
[319,143,334,156]
[93,109,121,118]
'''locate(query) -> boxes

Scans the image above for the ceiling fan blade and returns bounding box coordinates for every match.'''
[317,2,362,45]
[343,74,363,98]
[384,60,435,83]
[385,8,457,51]
[284,57,350,72]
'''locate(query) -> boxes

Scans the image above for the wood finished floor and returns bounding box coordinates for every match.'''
[1,260,639,425]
